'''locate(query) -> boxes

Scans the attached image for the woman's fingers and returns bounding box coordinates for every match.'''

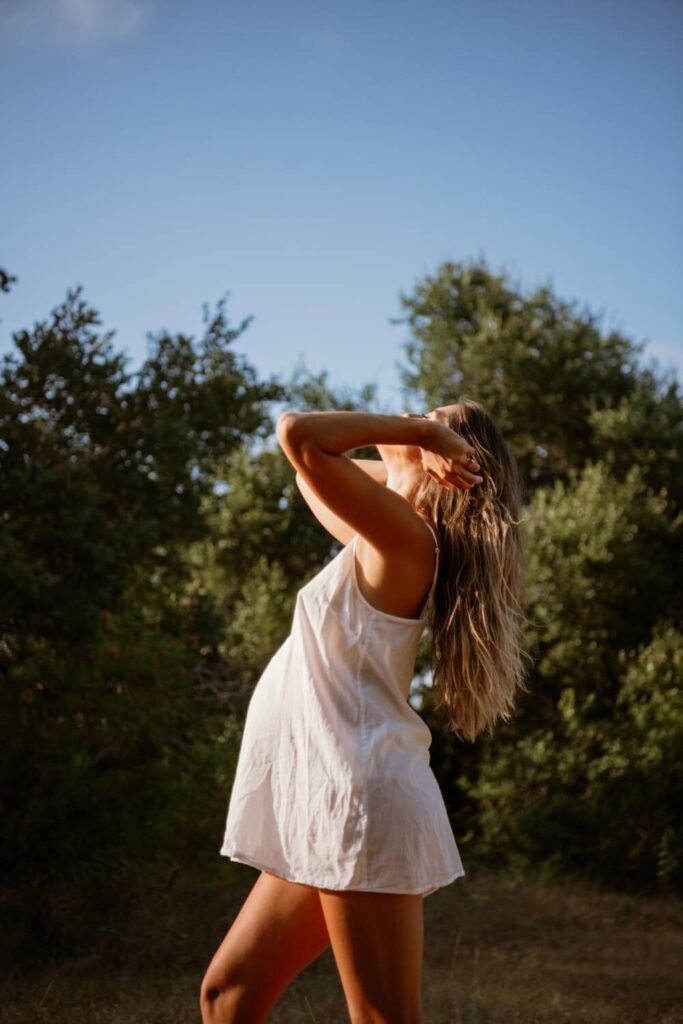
[445,460,482,486]
[427,467,479,490]
[423,442,483,490]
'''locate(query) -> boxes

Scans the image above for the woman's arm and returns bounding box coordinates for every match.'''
[276,410,443,554]
[346,457,388,486]
[277,409,430,456]
[295,458,387,546]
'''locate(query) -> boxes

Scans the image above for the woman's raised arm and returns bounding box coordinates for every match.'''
[295,458,387,546]
[277,410,465,554]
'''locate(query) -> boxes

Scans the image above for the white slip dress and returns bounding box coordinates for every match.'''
[220,522,466,897]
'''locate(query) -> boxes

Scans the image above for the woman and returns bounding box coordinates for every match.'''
[200,399,529,1023]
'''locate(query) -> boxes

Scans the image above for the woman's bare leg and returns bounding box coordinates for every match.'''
[318,888,425,1024]
[199,870,331,1023]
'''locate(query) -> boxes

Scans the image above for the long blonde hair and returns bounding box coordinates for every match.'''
[414,397,532,743]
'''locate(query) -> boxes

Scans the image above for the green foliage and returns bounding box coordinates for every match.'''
[0,266,18,294]
[523,460,679,698]
[467,623,683,891]
[0,285,283,644]
[589,375,683,511]
[0,598,244,960]
[0,282,284,959]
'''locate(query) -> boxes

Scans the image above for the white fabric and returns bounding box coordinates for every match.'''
[220,523,465,897]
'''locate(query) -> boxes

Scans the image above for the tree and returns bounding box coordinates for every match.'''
[0,280,285,958]
[0,285,283,645]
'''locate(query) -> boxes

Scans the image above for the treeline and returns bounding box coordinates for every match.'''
[1,258,681,963]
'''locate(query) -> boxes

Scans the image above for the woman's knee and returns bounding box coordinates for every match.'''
[199,975,234,1023]
[198,871,329,1022]
[199,974,267,1024]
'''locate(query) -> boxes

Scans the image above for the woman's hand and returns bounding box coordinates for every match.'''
[404,413,482,490]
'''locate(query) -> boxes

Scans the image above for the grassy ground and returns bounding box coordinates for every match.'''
[2,862,682,1023]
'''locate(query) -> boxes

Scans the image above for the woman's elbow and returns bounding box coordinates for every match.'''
[276,412,319,471]
[276,410,298,438]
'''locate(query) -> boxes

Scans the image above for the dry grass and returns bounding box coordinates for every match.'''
[2,863,682,1023]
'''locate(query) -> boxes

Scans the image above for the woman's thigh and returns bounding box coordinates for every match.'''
[200,870,331,1023]
[317,888,425,1023]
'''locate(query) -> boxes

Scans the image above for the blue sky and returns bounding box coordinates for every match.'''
[1,0,682,410]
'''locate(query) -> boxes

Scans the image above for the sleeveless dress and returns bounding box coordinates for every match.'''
[220,522,466,897]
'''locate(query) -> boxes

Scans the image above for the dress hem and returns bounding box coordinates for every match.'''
[219,846,466,898]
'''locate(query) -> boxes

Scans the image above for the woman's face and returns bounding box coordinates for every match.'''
[426,403,461,426]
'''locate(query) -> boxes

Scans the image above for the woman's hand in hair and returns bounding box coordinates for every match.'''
[419,419,483,490]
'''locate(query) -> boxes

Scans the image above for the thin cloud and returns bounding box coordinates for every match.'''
[0,0,151,44]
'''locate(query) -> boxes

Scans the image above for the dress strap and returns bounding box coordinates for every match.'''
[422,520,440,552]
